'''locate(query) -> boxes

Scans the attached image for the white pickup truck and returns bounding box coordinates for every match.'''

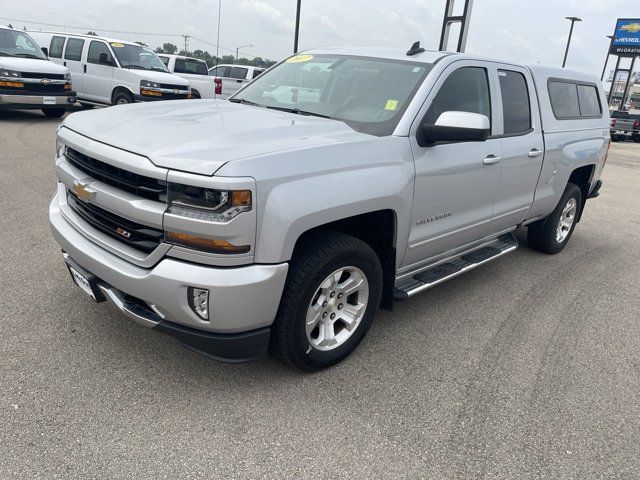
[158,54,216,99]
[208,63,264,99]
[50,45,609,370]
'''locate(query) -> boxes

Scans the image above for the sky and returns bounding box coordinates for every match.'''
[2,0,638,79]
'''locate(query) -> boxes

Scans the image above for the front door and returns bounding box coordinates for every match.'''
[83,40,114,104]
[404,62,502,268]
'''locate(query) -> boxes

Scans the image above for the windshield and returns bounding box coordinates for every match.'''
[230,54,431,136]
[110,42,169,72]
[0,29,46,60]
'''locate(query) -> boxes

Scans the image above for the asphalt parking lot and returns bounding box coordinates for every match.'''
[1,109,639,479]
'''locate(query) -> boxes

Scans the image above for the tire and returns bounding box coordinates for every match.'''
[191,89,201,99]
[633,135,640,143]
[79,102,95,109]
[274,231,383,371]
[112,90,134,105]
[42,108,65,118]
[527,183,582,254]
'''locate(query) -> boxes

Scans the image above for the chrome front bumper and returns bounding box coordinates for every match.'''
[50,192,288,335]
[0,93,76,107]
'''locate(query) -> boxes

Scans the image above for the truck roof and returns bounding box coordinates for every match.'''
[158,54,207,63]
[26,30,144,48]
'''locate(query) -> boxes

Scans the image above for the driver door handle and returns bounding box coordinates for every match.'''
[528,148,543,158]
[483,155,502,165]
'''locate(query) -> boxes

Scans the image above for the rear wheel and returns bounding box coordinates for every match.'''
[633,134,640,143]
[112,91,134,105]
[42,108,65,118]
[274,232,383,371]
[527,183,582,254]
[191,89,201,99]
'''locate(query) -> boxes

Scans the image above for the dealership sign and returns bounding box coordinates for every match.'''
[610,19,640,56]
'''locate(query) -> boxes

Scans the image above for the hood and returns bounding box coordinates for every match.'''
[62,100,371,176]
[127,69,189,86]
[0,57,68,75]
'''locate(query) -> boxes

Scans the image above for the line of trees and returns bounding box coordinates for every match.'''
[154,43,277,69]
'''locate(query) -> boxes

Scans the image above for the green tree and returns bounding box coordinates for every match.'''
[86,31,97,36]
[162,43,178,54]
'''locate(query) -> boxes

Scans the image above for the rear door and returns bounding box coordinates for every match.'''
[222,66,249,97]
[488,65,544,233]
[83,40,115,104]
[63,38,86,96]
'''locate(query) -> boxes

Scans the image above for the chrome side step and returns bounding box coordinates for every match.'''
[394,233,518,300]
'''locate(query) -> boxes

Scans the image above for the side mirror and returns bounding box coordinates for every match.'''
[41,47,48,57]
[418,111,490,147]
[99,53,112,66]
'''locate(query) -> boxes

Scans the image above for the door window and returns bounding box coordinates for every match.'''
[498,69,531,135]
[64,38,85,61]
[210,65,230,77]
[158,56,169,66]
[175,58,208,75]
[87,41,113,65]
[229,67,248,80]
[424,67,491,126]
[252,68,265,79]
[49,36,66,58]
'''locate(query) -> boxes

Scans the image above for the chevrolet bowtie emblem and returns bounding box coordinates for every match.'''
[621,23,640,33]
[72,181,95,202]
[40,78,51,85]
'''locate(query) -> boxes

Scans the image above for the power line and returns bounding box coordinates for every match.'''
[0,15,272,59]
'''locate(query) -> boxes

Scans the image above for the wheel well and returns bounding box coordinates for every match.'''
[111,86,133,104]
[568,165,595,222]
[293,210,397,310]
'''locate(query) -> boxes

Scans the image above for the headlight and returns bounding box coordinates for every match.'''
[64,72,71,81]
[0,69,24,88]
[0,69,21,78]
[140,80,160,89]
[167,184,252,222]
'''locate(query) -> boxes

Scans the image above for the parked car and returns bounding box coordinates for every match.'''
[50,45,609,370]
[609,110,640,142]
[0,25,76,117]
[29,31,190,107]
[208,63,264,99]
[157,54,216,99]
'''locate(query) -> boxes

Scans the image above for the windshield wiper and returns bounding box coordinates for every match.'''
[228,98,265,107]
[121,64,148,70]
[265,105,333,119]
[0,52,15,57]
[14,53,43,59]
[150,66,168,72]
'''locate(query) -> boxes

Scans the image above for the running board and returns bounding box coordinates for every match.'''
[394,233,518,300]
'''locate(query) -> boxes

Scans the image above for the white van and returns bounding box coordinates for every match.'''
[157,54,216,99]
[29,31,190,106]
[207,64,265,99]
[0,25,76,117]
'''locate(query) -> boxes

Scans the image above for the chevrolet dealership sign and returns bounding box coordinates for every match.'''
[611,19,640,56]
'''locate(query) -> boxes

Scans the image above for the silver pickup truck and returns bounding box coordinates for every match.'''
[50,45,610,370]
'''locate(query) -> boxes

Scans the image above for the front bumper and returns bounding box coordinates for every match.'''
[0,91,76,110]
[50,192,288,360]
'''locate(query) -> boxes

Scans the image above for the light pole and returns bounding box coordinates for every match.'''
[562,16,582,68]
[601,35,615,81]
[293,0,301,53]
[236,43,253,62]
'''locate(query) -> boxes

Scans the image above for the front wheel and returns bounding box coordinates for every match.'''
[112,91,134,105]
[42,108,65,118]
[527,183,582,254]
[274,232,383,371]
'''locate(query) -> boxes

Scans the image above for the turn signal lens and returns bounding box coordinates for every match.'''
[64,82,72,90]
[166,232,250,254]
[0,80,24,88]
[231,190,251,207]
[141,89,162,97]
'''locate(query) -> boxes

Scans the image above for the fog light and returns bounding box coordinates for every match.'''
[188,287,209,320]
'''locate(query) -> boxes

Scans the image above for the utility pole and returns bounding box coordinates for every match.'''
[562,16,581,68]
[181,35,190,54]
[601,35,615,81]
[293,0,301,53]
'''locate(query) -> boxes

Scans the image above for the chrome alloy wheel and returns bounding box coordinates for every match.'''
[305,266,369,352]
[556,197,577,243]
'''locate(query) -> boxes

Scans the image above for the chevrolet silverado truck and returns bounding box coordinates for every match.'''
[609,110,640,142]
[50,44,609,370]
[0,25,76,117]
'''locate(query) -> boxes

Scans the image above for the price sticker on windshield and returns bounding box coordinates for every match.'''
[287,54,313,63]
[385,99,399,111]
[110,43,125,48]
